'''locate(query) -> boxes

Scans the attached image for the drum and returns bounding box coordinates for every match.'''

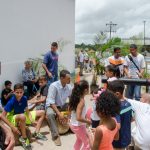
[56,111,70,135]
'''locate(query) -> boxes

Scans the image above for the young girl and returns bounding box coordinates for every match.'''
[69,80,91,150]
[105,65,119,82]
[91,88,105,128]
[90,90,120,150]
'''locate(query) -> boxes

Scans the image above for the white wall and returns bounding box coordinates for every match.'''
[0,0,75,89]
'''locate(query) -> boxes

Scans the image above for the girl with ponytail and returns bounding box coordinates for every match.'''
[69,80,91,150]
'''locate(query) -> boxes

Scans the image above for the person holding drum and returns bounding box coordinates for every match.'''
[45,70,72,146]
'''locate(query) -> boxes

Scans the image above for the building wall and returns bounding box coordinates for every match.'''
[0,0,75,89]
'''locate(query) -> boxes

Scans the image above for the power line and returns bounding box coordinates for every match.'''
[143,20,146,46]
[106,21,117,40]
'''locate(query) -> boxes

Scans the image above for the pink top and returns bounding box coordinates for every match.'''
[98,118,119,150]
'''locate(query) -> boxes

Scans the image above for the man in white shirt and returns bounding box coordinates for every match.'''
[79,50,84,76]
[84,52,90,72]
[124,44,145,101]
[46,70,72,146]
[127,94,150,150]
[105,47,125,77]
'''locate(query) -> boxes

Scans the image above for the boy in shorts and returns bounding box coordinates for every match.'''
[28,76,48,110]
[108,80,133,150]
[1,83,47,150]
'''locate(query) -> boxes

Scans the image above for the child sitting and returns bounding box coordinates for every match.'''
[1,83,47,150]
[69,80,91,150]
[127,93,150,150]
[1,80,13,107]
[28,76,48,110]
[89,90,120,150]
[108,80,133,150]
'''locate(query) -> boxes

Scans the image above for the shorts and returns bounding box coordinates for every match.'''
[7,111,36,126]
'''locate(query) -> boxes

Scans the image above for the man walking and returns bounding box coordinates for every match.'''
[42,42,58,86]
[79,50,84,76]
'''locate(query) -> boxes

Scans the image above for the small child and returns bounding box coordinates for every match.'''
[89,90,120,150]
[127,93,150,150]
[108,80,133,150]
[1,80,13,107]
[91,88,104,128]
[69,80,91,150]
[1,83,47,150]
[105,65,118,82]
[28,76,48,110]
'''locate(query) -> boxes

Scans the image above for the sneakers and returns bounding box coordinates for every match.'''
[33,132,48,141]
[53,136,61,146]
[19,137,32,150]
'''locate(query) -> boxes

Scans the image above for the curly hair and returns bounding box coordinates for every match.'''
[96,90,120,117]
[69,80,89,111]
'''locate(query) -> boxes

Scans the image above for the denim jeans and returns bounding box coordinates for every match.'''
[126,85,141,101]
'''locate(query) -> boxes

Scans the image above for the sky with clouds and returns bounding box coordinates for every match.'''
[75,0,150,44]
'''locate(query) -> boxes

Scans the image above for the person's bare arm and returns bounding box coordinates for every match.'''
[138,68,145,78]
[76,99,91,124]
[124,66,131,78]
[42,63,52,77]
[91,127,102,150]
[0,121,15,150]
[50,104,64,120]
[35,96,47,104]
[26,108,35,124]
[1,111,20,135]
[28,95,46,104]
[3,91,13,100]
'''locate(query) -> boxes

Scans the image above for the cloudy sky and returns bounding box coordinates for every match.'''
[76,0,150,44]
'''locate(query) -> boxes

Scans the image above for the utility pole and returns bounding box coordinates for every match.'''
[106,21,117,40]
[143,20,146,47]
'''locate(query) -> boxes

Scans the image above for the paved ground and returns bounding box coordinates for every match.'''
[14,72,94,150]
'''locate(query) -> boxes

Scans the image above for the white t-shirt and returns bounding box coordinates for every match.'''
[70,103,87,126]
[79,52,84,63]
[105,55,125,76]
[127,99,150,149]
[91,101,100,121]
[107,77,117,82]
[124,54,145,78]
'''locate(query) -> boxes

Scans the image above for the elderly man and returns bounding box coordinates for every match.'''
[45,70,72,146]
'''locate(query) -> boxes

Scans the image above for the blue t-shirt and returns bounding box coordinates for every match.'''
[4,96,28,115]
[113,100,132,148]
[43,51,58,77]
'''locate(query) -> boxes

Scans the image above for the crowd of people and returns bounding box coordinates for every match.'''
[0,43,150,150]
[77,50,93,76]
